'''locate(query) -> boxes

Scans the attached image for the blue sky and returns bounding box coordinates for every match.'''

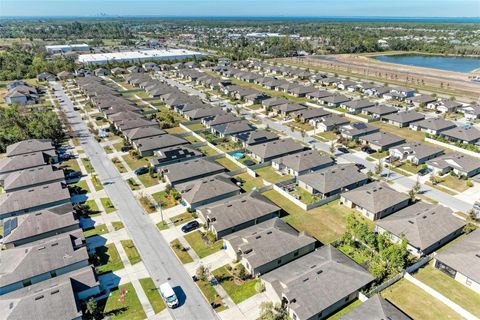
[0,0,479,17]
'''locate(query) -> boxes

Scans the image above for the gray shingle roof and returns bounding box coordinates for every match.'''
[248,138,304,160]
[2,204,77,246]
[262,246,374,320]
[343,99,375,110]
[426,153,480,174]
[340,122,379,138]
[203,113,242,127]
[135,134,187,152]
[224,218,316,270]
[383,111,425,124]
[411,118,456,131]
[435,229,480,284]
[176,174,240,205]
[314,114,350,127]
[360,132,405,148]
[440,127,480,142]
[342,181,410,215]
[272,150,334,173]
[185,107,227,120]
[0,153,47,175]
[339,295,412,320]
[376,202,465,251]
[292,108,329,120]
[0,231,88,288]
[3,166,65,192]
[298,164,368,195]
[271,103,306,113]
[0,182,71,216]
[235,130,279,146]
[6,139,54,157]
[161,158,225,184]
[390,142,443,162]
[211,120,255,135]
[363,104,398,116]
[197,191,281,233]
[124,126,166,141]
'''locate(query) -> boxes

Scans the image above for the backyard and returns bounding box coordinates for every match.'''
[234,173,265,191]
[215,157,241,171]
[254,166,292,184]
[152,190,178,209]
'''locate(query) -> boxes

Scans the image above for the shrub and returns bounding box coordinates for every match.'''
[255,281,265,293]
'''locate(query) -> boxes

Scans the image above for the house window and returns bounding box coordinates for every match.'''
[50,271,57,278]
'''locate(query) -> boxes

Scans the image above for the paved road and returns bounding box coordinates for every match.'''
[157,74,473,213]
[53,82,217,320]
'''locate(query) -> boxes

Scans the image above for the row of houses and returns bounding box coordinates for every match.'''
[3,80,42,106]
[0,139,101,320]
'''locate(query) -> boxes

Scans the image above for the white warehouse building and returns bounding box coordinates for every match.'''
[46,44,90,54]
[77,49,207,65]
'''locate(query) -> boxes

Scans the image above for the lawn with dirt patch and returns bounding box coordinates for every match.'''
[122,154,150,170]
[101,282,146,320]
[112,221,125,231]
[184,231,223,258]
[212,266,259,304]
[138,173,159,188]
[170,212,194,226]
[121,240,142,265]
[196,279,228,312]
[152,191,177,209]
[170,239,194,264]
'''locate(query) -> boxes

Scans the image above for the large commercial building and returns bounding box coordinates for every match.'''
[77,49,207,65]
[45,44,90,54]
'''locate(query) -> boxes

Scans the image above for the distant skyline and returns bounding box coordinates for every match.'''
[1,0,479,18]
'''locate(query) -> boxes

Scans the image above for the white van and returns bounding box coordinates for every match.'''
[159,282,179,308]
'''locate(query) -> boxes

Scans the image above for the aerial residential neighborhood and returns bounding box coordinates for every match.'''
[0,2,479,320]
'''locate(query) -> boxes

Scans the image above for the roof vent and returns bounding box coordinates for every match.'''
[34,295,44,301]
[302,278,309,282]
[408,220,414,224]
[310,264,317,269]
[317,270,323,275]
[51,290,60,295]
[255,235,262,239]
[266,231,273,235]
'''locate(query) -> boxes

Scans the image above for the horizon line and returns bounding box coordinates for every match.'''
[1,15,479,19]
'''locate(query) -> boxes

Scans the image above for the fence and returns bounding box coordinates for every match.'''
[425,137,480,159]
[272,179,340,210]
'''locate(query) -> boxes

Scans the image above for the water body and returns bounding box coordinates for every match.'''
[373,54,480,73]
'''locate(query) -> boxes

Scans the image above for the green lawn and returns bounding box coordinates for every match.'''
[215,140,243,153]
[91,175,104,191]
[439,175,471,193]
[104,146,114,154]
[425,181,458,195]
[234,173,265,191]
[127,178,141,191]
[197,145,219,156]
[371,122,426,143]
[414,264,480,318]
[85,199,100,215]
[287,121,314,132]
[370,151,388,160]
[112,158,127,173]
[165,126,187,134]
[156,221,169,231]
[290,186,322,205]
[170,212,194,226]
[152,191,177,209]
[102,283,146,320]
[70,180,91,194]
[93,243,125,274]
[112,221,125,231]
[326,299,362,320]
[101,197,117,213]
[81,158,95,174]
[263,190,368,244]
[184,231,223,258]
[381,279,462,320]
[170,239,194,264]
[215,157,241,171]
[254,166,292,184]
[185,123,205,131]
[83,223,108,238]
[196,279,228,312]
[212,266,260,304]
[113,142,125,152]
[60,158,81,173]
[184,135,203,144]
[122,154,150,170]
[139,278,166,314]
[138,173,159,188]
[314,131,338,141]
[121,240,142,265]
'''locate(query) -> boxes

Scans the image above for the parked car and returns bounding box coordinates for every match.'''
[66,171,82,179]
[338,147,350,153]
[181,220,200,233]
[355,163,366,170]
[418,168,429,176]
[159,282,179,308]
[361,146,375,154]
[121,145,133,152]
[134,167,149,175]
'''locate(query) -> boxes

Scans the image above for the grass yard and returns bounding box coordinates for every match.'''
[425,181,458,195]
[184,231,223,258]
[326,299,363,320]
[215,157,241,171]
[197,145,219,156]
[138,173,159,188]
[371,122,426,143]
[156,221,169,231]
[212,266,260,304]
[414,264,480,318]
[369,151,388,160]
[120,240,142,265]
[93,243,125,274]
[70,180,90,194]
[152,191,177,209]
[127,178,141,191]
[170,212,194,226]
[139,278,166,314]
[112,158,127,173]
[104,146,114,154]
[185,123,205,131]
[101,283,146,320]
[85,199,100,214]
[122,154,150,170]
[60,158,81,173]
[439,175,471,193]
[234,173,265,191]
[112,221,125,231]
[263,190,367,244]
[290,186,322,205]
[113,142,125,152]
[237,154,258,166]
[254,166,292,184]
[314,131,338,141]
[381,279,462,320]
[184,134,203,144]
[165,126,187,134]
[91,175,104,191]
[170,239,194,264]
[81,158,95,174]
[101,197,117,213]
[83,223,108,238]
[287,121,314,132]
[196,279,228,312]
[215,140,243,152]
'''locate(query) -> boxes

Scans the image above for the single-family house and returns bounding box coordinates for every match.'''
[176,174,241,209]
[160,158,225,186]
[361,104,398,119]
[439,127,480,144]
[389,142,444,165]
[197,191,281,238]
[124,126,166,144]
[0,154,49,181]
[339,122,380,140]
[292,108,330,122]
[6,139,55,158]
[427,100,462,113]
[298,164,369,199]
[359,132,405,151]
[271,103,306,117]
[233,130,279,148]
[149,145,203,169]
[211,120,255,138]
[320,95,351,108]
[409,118,456,135]
[426,153,480,178]
[340,181,411,220]
[433,229,480,294]
[272,150,334,176]
[382,111,425,127]
[461,105,480,121]
[376,202,465,256]
[223,218,316,276]
[133,134,188,157]
[3,166,65,193]
[339,295,412,320]
[341,99,375,114]
[262,97,290,110]
[248,138,305,163]
[310,115,350,132]
[261,246,374,320]
[406,95,437,107]
[305,90,333,101]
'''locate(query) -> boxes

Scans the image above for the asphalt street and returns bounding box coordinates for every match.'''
[53,81,218,320]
